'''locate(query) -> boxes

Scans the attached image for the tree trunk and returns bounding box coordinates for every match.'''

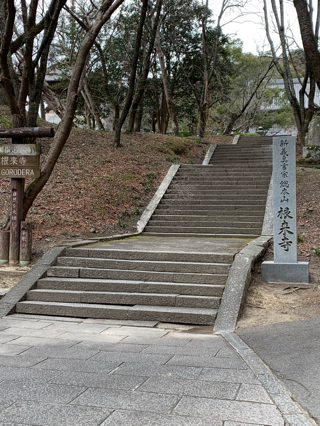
[113,0,148,147]
[22,0,125,219]
[198,104,208,138]
[155,26,179,136]
[40,96,46,120]
[82,81,105,130]
[128,0,162,133]
[42,84,65,120]
[293,0,320,90]
[134,101,144,132]
[224,113,239,134]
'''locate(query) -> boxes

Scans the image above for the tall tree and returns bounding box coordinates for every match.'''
[293,0,320,90]
[0,0,125,227]
[113,0,149,146]
[263,0,315,145]
[0,0,68,127]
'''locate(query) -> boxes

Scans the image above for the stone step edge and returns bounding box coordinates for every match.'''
[143,232,260,238]
[57,257,231,268]
[37,277,225,296]
[46,267,229,285]
[26,289,221,308]
[65,249,235,263]
[16,301,216,325]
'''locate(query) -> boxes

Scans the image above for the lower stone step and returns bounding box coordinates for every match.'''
[38,278,225,297]
[143,232,259,238]
[16,301,217,325]
[148,220,262,229]
[151,214,263,221]
[46,267,228,285]
[25,289,220,309]
[56,257,230,275]
[66,248,234,264]
[144,226,261,234]
[155,207,265,214]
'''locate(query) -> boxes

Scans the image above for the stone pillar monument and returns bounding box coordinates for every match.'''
[262,136,309,283]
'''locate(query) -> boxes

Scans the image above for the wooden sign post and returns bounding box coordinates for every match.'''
[0,115,54,264]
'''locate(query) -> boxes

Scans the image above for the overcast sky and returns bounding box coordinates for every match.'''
[207,1,300,54]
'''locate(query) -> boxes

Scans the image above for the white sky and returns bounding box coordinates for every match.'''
[207,1,300,54]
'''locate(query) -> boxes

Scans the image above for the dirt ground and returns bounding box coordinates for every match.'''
[1,129,320,329]
[238,164,320,329]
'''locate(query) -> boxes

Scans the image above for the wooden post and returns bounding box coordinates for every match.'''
[20,222,32,265]
[0,231,10,264]
[9,114,25,264]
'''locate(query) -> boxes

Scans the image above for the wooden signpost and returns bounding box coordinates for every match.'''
[0,116,54,265]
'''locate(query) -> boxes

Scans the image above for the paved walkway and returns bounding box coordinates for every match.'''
[239,318,320,426]
[0,315,314,425]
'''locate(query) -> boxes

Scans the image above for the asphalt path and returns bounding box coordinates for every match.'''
[238,317,320,425]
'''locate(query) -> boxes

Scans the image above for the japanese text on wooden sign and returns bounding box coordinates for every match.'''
[0,144,40,179]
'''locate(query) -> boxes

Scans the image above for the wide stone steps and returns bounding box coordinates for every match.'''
[159,200,266,206]
[16,244,231,324]
[15,136,273,325]
[65,248,233,263]
[46,266,228,285]
[143,232,259,238]
[55,257,230,274]
[16,301,216,324]
[23,289,220,309]
[36,277,226,296]
[170,183,269,188]
[143,140,272,239]
[149,219,262,227]
[143,226,261,235]
[151,214,263,221]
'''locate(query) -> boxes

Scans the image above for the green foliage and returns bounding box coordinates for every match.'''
[166,156,179,162]
[314,165,320,169]
[143,173,156,191]
[314,248,320,256]
[297,235,304,244]
[165,139,190,155]
[0,116,10,128]
[179,130,192,137]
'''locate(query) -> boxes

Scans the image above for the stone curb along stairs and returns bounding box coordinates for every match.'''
[2,136,273,326]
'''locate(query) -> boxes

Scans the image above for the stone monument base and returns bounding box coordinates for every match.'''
[261,261,309,284]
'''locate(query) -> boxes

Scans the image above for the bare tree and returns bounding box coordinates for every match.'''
[263,0,315,145]
[113,0,149,146]
[0,0,125,226]
[293,0,320,90]
[0,0,68,127]
[128,0,163,133]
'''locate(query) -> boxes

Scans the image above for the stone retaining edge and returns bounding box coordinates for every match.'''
[221,332,316,426]
[262,172,273,236]
[232,134,240,144]
[0,246,66,318]
[202,144,217,165]
[213,235,271,332]
[137,164,180,233]
[0,233,143,318]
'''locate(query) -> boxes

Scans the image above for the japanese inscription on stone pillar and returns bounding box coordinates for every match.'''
[273,136,297,263]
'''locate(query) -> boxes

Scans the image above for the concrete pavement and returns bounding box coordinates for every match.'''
[238,318,320,426]
[0,314,315,425]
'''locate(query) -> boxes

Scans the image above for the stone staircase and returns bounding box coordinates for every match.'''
[144,136,272,237]
[16,238,235,324]
[15,136,273,325]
